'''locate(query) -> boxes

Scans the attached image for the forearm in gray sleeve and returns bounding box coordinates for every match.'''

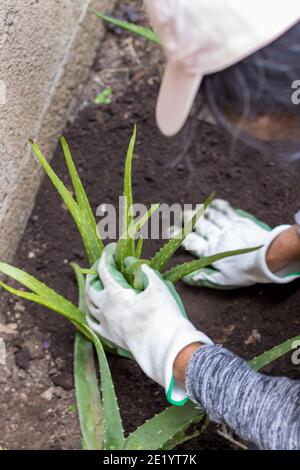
[185,344,300,450]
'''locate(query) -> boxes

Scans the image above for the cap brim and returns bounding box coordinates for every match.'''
[156,62,203,136]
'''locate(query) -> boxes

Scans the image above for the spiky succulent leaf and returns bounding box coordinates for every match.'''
[78,268,98,276]
[74,333,104,450]
[162,416,209,450]
[131,204,160,239]
[136,237,143,259]
[60,137,103,264]
[88,330,125,450]
[115,127,137,269]
[0,262,85,325]
[94,11,161,45]
[163,247,261,283]
[123,259,151,290]
[150,193,214,272]
[124,401,205,450]
[123,259,150,279]
[0,260,125,450]
[73,263,104,450]
[124,126,136,245]
[121,204,159,274]
[31,141,101,266]
[250,334,300,372]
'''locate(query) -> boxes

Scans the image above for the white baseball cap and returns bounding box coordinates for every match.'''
[145,0,300,136]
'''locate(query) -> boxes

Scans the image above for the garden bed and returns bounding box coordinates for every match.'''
[0,0,299,450]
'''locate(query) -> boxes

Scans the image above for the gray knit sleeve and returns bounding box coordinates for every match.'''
[185,344,300,450]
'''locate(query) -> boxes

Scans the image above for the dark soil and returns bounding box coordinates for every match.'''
[0,0,300,450]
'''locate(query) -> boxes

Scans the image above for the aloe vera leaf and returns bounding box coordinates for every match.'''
[88,330,125,450]
[162,429,201,451]
[0,279,93,344]
[250,334,300,372]
[120,204,159,273]
[124,259,151,290]
[31,142,98,266]
[60,137,103,263]
[0,280,80,322]
[123,259,150,280]
[135,237,143,260]
[163,247,261,283]
[131,203,160,238]
[79,269,98,276]
[0,261,127,354]
[75,266,125,448]
[72,263,104,450]
[125,401,205,450]
[124,126,136,253]
[60,137,96,232]
[162,415,209,450]
[115,127,137,269]
[0,260,124,449]
[0,262,85,324]
[94,11,161,45]
[74,334,104,450]
[150,193,214,272]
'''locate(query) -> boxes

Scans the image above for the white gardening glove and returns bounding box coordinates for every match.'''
[85,244,212,406]
[180,199,300,289]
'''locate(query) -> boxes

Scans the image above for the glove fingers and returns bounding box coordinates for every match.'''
[181,231,208,257]
[86,285,106,310]
[86,297,104,322]
[140,264,168,292]
[183,200,237,236]
[86,314,105,336]
[98,250,134,296]
[193,216,206,237]
[205,206,231,229]
[211,199,237,219]
[98,251,119,291]
[200,218,221,239]
[193,270,227,285]
[183,268,228,288]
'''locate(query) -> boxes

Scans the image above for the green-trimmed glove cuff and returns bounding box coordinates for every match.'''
[165,329,213,406]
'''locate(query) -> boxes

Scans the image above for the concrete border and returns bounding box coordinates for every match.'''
[0,0,117,261]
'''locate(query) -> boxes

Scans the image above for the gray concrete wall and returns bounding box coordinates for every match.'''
[0,0,116,262]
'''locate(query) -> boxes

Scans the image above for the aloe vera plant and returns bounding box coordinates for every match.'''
[0,129,298,450]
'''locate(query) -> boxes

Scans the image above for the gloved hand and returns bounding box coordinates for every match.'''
[85,243,212,406]
[180,199,300,289]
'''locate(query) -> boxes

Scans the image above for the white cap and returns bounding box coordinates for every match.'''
[145,0,300,136]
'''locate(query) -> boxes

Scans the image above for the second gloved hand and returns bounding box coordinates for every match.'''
[86,244,212,406]
[180,199,300,289]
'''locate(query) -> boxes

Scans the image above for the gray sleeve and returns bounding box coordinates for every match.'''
[185,344,300,450]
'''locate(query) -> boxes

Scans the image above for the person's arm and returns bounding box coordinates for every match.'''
[174,344,300,450]
[267,225,300,272]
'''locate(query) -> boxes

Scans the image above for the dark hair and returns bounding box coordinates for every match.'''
[202,21,300,128]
